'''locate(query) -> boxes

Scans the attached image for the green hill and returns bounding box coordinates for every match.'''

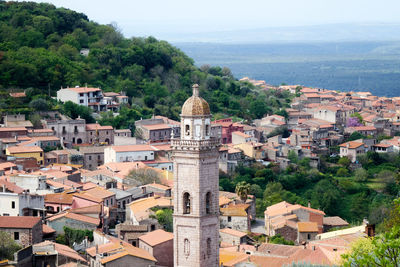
[0,1,292,126]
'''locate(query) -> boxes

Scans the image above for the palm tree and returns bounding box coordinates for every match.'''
[235,181,251,203]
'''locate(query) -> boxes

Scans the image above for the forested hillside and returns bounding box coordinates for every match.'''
[0,1,292,126]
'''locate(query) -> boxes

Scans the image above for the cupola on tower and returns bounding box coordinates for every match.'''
[172,84,220,267]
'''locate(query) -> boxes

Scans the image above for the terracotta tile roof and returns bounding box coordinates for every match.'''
[220,203,250,217]
[46,179,72,190]
[9,92,26,98]
[0,177,24,193]
[0,216,41,229]
[42,224,56,234]
[139,229,173,246]
[128,196,172,214]
[232,131,251,138]
[220,228,247,238]
[339,141,365,149]
[73,192,103,203]
[103,92,120,97]
[266,201,325,217]
[374,143,393,148]
[0,162,17,170]
[47,212,100,226]
[323,216,349,226]
[146,183,170,191]
[0,127,27,132]
[85,187,115,200]
[86,123,113,131]
[7,145,43,153]
[69,204,102,215]
[45,192,74,204]
[87,241,156,263]
[35,241,86,262]
[111,144,155,152]
[219,250,249,267]
[141,124,171,130]
[67,87,101,93]
[219,196,233,207]
[298,221,318,232]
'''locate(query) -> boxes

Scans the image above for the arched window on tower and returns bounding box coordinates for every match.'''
[206,124,210,136]
[205,192,211,214]
[183,192,191,214]
[185,125,190,136]
[184,238,190,256]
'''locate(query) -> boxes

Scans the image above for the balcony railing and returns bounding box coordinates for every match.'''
[171,138,220,150]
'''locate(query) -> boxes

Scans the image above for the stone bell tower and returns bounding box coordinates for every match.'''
[172,84,220,267]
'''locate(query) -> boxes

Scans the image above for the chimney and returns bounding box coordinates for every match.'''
[312,246,316,251]
[96,244,99,255]
[308,201,311,208]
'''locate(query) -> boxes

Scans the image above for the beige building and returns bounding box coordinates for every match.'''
[139,229,173,267]
[172,84,220,267]
[339,141,368,162]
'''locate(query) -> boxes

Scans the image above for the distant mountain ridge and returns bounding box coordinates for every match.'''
[165,23,400,43]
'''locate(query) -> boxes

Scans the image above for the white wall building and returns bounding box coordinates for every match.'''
[0,192,44,216]
[104,145,156,163]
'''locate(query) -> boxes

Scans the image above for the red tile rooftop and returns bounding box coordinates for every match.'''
[0,216,41,228]
[67,87,101,93]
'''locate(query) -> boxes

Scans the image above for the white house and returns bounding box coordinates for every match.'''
[104,145,156,163]
[57,86,106,112]
[0,192,44,217]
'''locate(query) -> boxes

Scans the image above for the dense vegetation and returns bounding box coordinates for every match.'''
[0,1,293,128]
[221,151,400,230]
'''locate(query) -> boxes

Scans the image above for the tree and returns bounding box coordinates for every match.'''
[348,131,366,141]
[126,168,161,186]
[29,98,48,111]
[154,209,173,232]
[338,156,351,168]
[342,226,400,266]
[29,113,43,128]
[288,150,298,164]
[336,167,349,177]
[0,231,21,260]
[354,168,368,182]
[235,181,251,202]
[347,117,363,127]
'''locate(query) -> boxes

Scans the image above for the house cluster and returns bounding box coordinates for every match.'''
[0,82,390,266]
[57,86,128,113]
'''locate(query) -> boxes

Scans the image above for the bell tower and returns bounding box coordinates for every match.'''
[172,84,220,267]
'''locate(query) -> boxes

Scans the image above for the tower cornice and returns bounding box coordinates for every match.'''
[171,138,220,151]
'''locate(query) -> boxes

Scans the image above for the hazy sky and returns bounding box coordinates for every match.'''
[27,0,400,39]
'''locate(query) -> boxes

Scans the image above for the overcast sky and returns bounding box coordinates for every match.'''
[26,0,400,39]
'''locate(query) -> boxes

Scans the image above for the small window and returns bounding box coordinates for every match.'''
[184,239,190,256]
[89,156,92,160]
[205,192,211,214]
[111,198,113,205]
[206,125,210,136]
[98,155,101,160]
[151,224,156,231]
[80,100,84,104]
[14,232,19,240]
[106,199,109,206]
[207,238,211,257]
[80,93,84,97]
[11,201,15,209]
[185,125,190,136]
[228,216,231,222]
[307,233,311,240]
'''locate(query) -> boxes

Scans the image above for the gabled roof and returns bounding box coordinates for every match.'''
[339,141,365,149]
[139,229,173,246]
[86,123,113,131]
[220,228,247,238]
[7,145,43,153]
[220,203,250,217]
[47,212,100,226]
[44,193,74,204]
[298,222,318,232]
[0,216,40,229]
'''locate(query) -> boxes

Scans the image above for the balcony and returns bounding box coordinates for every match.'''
[171,138,220,151]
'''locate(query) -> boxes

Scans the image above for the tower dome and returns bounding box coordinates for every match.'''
[181,84,210,116]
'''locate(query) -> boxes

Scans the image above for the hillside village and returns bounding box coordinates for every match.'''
[0,79,397,266]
